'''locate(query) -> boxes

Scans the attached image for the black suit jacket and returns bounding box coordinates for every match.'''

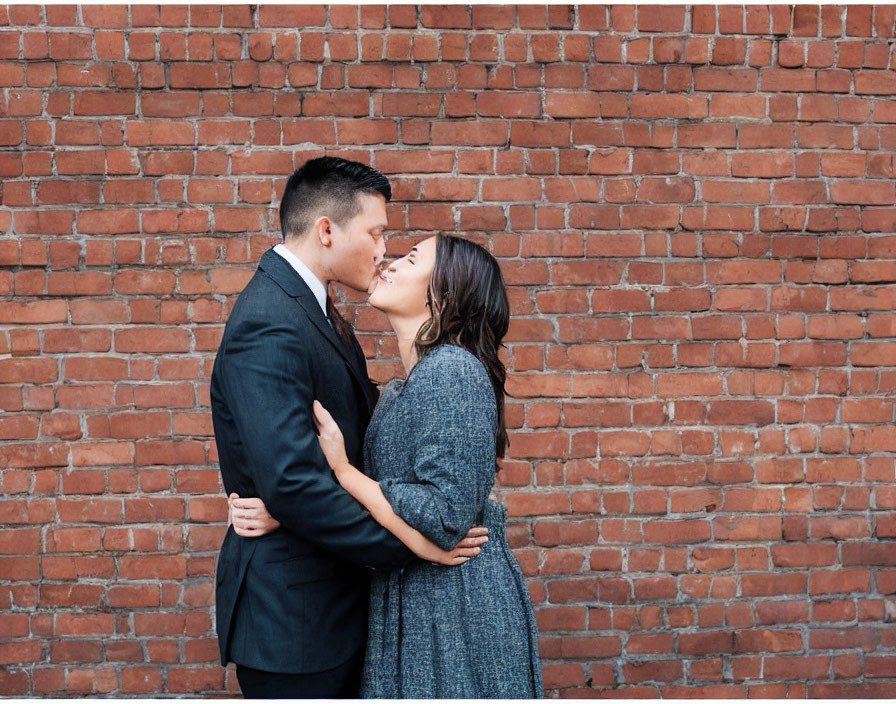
[210,248,413,673]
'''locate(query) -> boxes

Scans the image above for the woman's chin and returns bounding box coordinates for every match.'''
[367,290,386,312]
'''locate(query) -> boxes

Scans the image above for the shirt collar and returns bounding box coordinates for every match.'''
[273,243,328,317]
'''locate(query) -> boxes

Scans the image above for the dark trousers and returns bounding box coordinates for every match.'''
[236,647,364,699]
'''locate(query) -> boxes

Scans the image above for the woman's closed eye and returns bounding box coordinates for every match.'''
[391,250,415,268]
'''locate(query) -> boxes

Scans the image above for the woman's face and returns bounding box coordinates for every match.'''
[368,235,437,318]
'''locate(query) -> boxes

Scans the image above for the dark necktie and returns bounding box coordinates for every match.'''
[326,293,355,350]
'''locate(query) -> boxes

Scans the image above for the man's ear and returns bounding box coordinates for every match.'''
[313,216,333,247]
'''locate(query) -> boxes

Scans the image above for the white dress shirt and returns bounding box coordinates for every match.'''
[273,243,328,318]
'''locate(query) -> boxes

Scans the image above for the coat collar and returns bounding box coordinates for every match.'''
[258,247,314,300]
[258,248,371,399]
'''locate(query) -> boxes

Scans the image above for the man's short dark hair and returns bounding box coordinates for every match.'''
[279,157,392,240]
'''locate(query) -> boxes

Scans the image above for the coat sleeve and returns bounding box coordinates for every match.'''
[215,313,413,569]
[379,348,498,551]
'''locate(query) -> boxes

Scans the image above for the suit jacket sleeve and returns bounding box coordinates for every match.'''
[216,313,414,569]
[380,348,498,551]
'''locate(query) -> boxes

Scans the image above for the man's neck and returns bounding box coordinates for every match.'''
[282,237,329,285]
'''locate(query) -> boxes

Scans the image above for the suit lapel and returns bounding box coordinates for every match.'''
[258,248,371,396]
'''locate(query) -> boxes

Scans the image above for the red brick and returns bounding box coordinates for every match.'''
[638,5,686,32]
[680,631,734,656]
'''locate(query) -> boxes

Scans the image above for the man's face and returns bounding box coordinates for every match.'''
[328,192,388,292]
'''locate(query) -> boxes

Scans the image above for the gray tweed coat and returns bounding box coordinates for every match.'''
[360,344,543,699]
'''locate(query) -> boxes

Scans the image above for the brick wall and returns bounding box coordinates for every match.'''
[1,4,896,697]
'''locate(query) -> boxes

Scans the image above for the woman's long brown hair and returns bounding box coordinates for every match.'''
[414,235,510,458]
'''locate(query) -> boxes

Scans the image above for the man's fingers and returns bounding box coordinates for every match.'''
[456,547,482,558]
[465,526,489,538]
[456,535,489,549]
[454,537,488,549]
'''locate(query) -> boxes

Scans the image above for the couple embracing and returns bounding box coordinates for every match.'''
[211,157,543,698]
